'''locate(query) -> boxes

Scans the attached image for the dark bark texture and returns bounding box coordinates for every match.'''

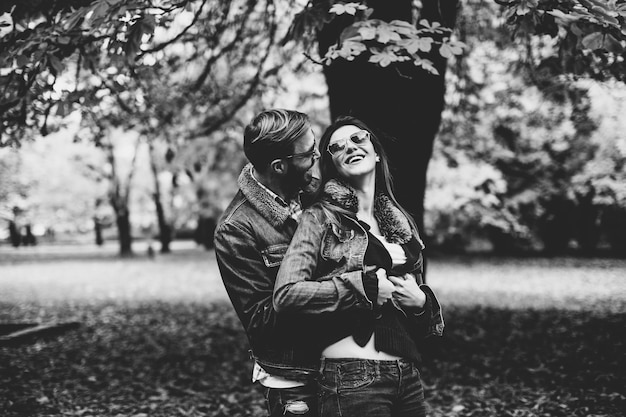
[114,207,133,257]
[149,142,172,254]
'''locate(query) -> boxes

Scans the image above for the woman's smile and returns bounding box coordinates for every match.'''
[345,154,365,164]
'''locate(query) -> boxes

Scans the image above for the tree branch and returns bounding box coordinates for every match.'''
[123,134,142,204]
[194,4,278,137]
[193,0,252,90]
[140,0,208,55]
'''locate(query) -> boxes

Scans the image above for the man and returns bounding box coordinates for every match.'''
[214,109,374,416]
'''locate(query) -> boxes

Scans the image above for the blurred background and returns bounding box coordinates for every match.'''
[1,0,625,416]
[1,1,625,257]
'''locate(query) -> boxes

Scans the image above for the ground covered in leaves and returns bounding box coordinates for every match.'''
[0,249,624,416]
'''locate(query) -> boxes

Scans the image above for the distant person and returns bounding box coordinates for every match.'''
[215,109,365,416]
[273,116,444,417]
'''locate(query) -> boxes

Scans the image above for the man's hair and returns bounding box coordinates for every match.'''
[243,109,310,171]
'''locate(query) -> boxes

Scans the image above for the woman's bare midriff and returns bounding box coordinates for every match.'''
[321,334,403,360]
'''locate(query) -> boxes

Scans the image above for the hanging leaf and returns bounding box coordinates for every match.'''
[357,25,377,40]
[403,37,433,54]
[439,41,463,59]
[63,7,88,30]
[329,2,367,16]
[389,20,416,36]
[339,40,366,60]
[124,15,156,62]
[368,48,401,67]
[413,57,439,75]
[339,25,361,42]
[48,55,64,74]
[55,101,70,117]
[89,1,110,22]
[376,24,402,44]
[581,32,605,50]
[15,55,29,67]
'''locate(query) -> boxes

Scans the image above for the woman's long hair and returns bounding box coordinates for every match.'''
[314,116,420,235]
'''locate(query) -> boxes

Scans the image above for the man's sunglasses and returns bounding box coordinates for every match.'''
[327,130,370,156]
[283,140,320,160]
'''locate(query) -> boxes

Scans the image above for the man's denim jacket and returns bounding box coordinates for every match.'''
[214,165,372,381]
[274,179,445,342]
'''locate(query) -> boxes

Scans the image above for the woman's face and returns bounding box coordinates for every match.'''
[327,124,378,181]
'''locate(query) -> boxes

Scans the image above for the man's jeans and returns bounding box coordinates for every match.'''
[265,384,318,416]
[318,358,426,417]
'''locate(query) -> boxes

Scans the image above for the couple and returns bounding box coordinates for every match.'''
[214,109,444,417]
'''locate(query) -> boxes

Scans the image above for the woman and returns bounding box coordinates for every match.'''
[273,116,444,417]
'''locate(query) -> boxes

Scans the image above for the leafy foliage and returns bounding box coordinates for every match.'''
[0,0,281,145]
[1,267,624,416]
[498,0,626,81]
[0,124,107,234]
[287,1,465,73]
[424,0,626,254]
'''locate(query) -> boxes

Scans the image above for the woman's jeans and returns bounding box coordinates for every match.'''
[318,358,426,417]
[265,384,318,416]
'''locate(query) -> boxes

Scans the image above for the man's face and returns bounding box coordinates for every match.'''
[282,129,320,194]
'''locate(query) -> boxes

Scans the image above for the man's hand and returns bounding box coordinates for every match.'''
[375,268,395,307]
[388,273,426,310]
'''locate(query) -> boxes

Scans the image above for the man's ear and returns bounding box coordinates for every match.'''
[269,159,287,175]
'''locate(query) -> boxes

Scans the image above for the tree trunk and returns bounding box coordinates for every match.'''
[317,0,459,281]
[195,216,216,250]
[316,0,459,238]
[575,191,600,256]
[148,141,172,254]
[9,220,20,248]
[115,205,133,257]
[603,207,626,255]
[94,217,104,246]
[538,199,572,256]
[154,198,172,253]
[102,130,139,257]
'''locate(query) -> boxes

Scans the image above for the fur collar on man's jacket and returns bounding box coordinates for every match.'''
[321,179,414,245]
[238,163,294,228]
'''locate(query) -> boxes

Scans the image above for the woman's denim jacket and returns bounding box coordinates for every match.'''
[214,165,374,381]
[274,179,445,342]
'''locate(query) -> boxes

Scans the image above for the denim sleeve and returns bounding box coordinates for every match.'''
[214,221,280,340]
[273,210,373,314]
[401,284,445,339]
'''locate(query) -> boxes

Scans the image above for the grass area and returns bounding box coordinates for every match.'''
[1,246,625,416]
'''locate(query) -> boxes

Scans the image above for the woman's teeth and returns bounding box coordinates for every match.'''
[346,155,363,164]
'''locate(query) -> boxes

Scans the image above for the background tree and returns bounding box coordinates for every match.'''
[498,0,626,81]
[2,0,625,256]
[0,121,107,245]
[1,0,464,239]
[1,0,284,254]
[423,0,626,255]
[280,0,463,236]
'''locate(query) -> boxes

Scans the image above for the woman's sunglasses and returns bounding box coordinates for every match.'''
[327,130,371,156]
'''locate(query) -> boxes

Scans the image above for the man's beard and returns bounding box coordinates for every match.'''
[284,165,314,197]
[302,174,321,195]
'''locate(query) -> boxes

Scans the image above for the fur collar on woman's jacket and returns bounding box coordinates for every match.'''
[321,179,416,245]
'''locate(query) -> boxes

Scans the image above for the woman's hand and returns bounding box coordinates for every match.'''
[376,268,395,307]
[388,273,426,310]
